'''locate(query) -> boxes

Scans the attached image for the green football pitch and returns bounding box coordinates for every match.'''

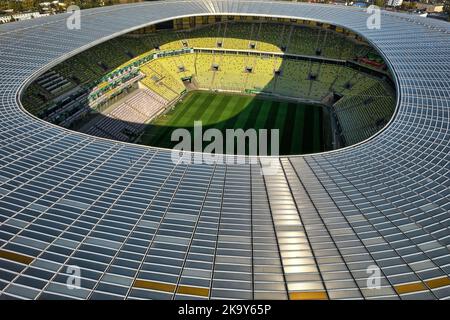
[140,91,332,155]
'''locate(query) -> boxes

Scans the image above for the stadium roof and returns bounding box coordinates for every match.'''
[0,0,449,300]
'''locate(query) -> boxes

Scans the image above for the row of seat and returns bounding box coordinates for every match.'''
[85,89,168,142]
[176,53,384,102]
[333,82,395,145]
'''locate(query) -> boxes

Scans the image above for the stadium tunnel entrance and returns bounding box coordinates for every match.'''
[21,15,396,156]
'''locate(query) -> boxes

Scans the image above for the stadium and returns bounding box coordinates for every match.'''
[0,0,449,300]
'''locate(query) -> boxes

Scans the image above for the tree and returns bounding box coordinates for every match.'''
[444,0,450,21]
[374,0,385,8]
[400,1,416,11]
[0,1,8,11]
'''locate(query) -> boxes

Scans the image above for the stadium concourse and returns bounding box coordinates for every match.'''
[0,0,449,300]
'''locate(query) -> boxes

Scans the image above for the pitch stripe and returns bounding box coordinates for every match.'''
[234,99,257,129]
[203,94,234,127]
[274,101,289,129]
[253,99,273,130]
[273,101,289,155]
[226,96,249,128]
[201,93,229,127]
[261,100,280,155]
[185,93,225,146]
[281,102,298,155]
[176,92,209,126]
[188,93,216,125]
[313,107,320,151]
[217,96,251,154]
[164,91,201,125]
[153,92,207,146]
[147,92,202,146]
[216,96,248,131]
[239,99,265,155]
[263,100,280,129]
[243,99,264,130]
[302,105,315,154]
[291,106,305,154]
[318,107,324,151]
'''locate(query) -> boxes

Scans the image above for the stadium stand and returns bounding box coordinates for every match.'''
[254,23,286,52]
[84,89,168,141]
[140,60,186,101]
[192,52,216,88]
[333,82,395,145]
[183,25,221,48]
[246,55,282,92]
[52,21,376,87]
[156,54,197,81]
[286,26,319,56]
